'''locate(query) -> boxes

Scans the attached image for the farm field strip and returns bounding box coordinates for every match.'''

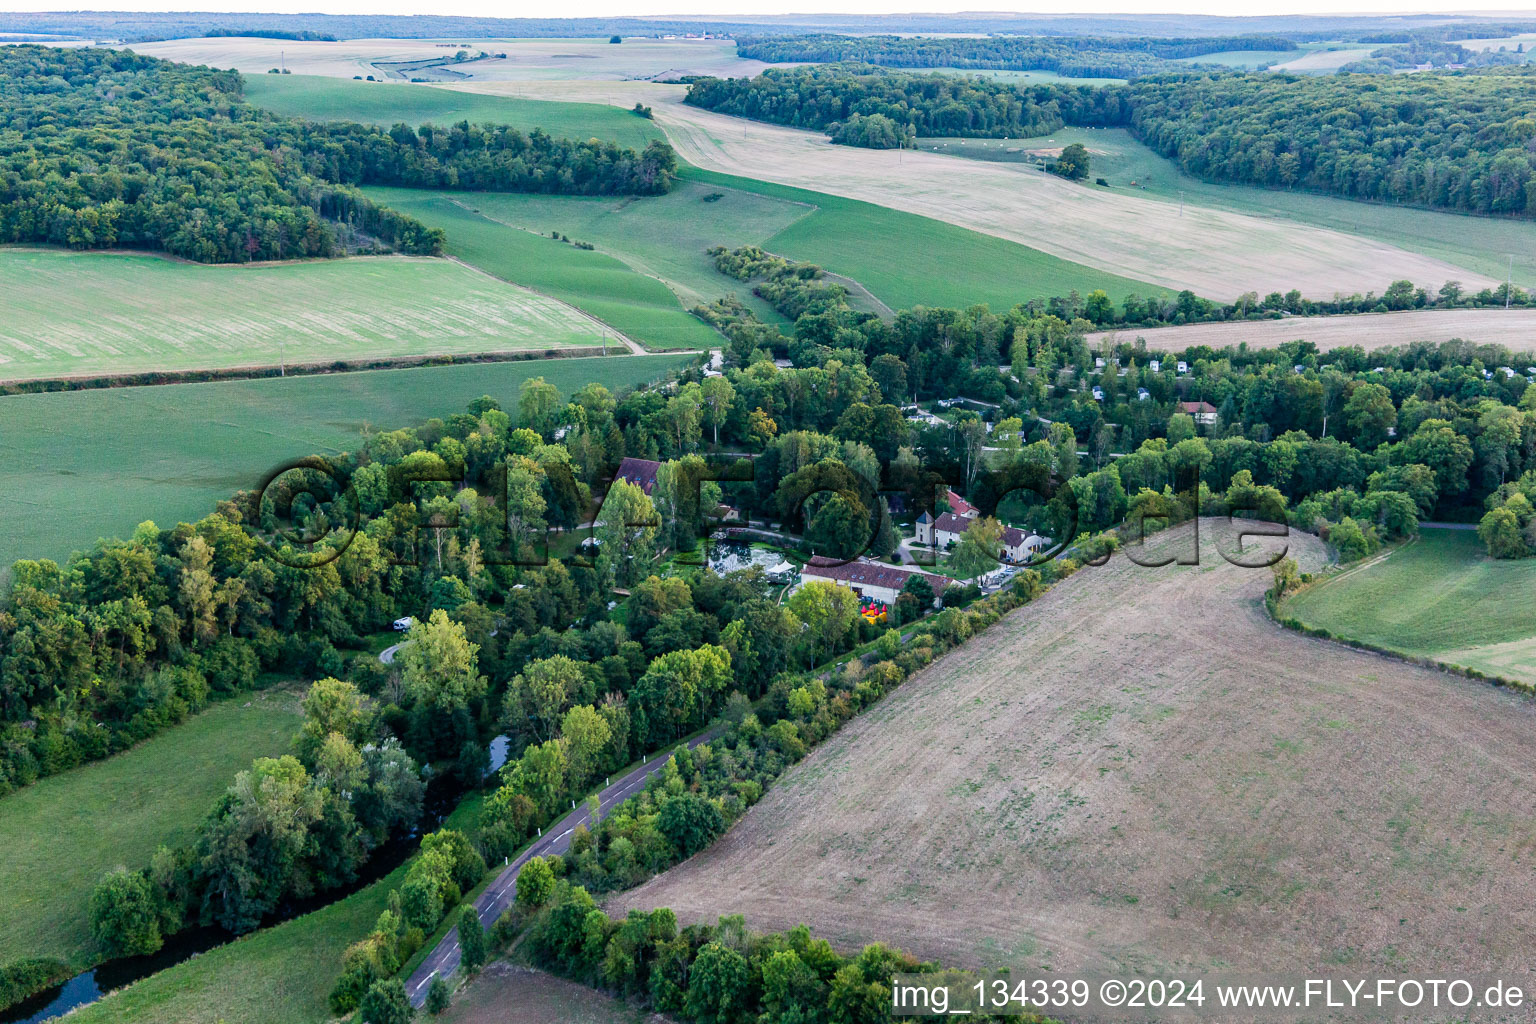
[0,354,691,574]
[0,691,303,965]
[140,35,780,86]
[614,525,1536,985]
[1084,307,1536,352]
[450,78,1496,299]
[1282,529,1536,685]
[243,72,667,150]
[1271,45,1376,71]
[0,249,615,382]
[917,125,1536,291]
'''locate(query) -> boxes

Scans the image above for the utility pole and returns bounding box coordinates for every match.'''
[1506,253,1515,309]
[1178,190,1185,217]
[280,49,285,73]
[279,340,286,377]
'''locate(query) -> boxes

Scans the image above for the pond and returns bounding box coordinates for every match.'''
[706,540,786,576]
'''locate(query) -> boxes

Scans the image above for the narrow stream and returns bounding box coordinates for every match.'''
[2,772,466,1023]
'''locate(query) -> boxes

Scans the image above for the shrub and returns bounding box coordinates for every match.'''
[89,868,162,957]
[0,958,72,1012]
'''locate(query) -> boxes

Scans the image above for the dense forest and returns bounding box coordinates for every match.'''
[0,46,677,263]
[687,64,1536,216]
[734,32,1299,79]
[1120,69,1536,214]
[685,65,1125,140]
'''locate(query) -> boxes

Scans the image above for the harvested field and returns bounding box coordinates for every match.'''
[613,524,1536,992]
[1085,308,1536,353]
[452,79,1495,300]
[0,248,616,382]
[1271,45,1376,72]
[137,35,778,83]
[439,964,659,1024]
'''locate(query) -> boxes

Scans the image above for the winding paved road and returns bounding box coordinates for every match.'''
[405,729,719,1006]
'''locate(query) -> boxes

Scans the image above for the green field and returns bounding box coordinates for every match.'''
[0,354,691,573]
[1282,528,1536,685]
[0,691,303,965]
[66,861,407,1024]
[0,249,610,382]
[913,127,1536,291]
[686,166,1168,309]
[368,189,727,350]
[244,73,666,149]
[386,181,808,320]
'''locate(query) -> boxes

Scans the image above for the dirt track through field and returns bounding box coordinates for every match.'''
[613,524,1536,993]
[1086,307,1536,353]
[453,79,1497,300]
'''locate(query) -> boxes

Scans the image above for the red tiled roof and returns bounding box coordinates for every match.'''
[945,488,978,517]
[614,457,661,494]
[933,512,973,536]
[1178,401,1218,414]
[802,558,951,594]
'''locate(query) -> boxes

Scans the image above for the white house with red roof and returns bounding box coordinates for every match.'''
[798,557,951,607]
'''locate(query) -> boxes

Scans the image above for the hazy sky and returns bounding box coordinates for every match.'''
[5,0,1536,17]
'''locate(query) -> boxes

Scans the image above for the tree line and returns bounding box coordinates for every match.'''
[685,65,1125,141]
[0,46,677,264]
[686,63,1536,217]
[734,32,1299,79]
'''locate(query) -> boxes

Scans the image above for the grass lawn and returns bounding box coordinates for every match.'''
[0,249,611,383]
[0,690,303,966]
[0,354,690,573]
[244,73,666,150]
[1281,528,1536,684]
[681,165,1168,310]
[914,126,1536,292]
[65,862,408,1024]
[365,188,725,350]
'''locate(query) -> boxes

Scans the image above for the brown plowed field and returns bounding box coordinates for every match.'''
[613,525,1536,991]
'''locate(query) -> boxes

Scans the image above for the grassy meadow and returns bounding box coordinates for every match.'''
[0,249,609,382]
[0,690,303,966]
[385,180,810,318]
[367,189,726,350]
[913,127,1536,291]
[1282,528,1536,685]
[691,166,1169,309]
[244,73,666,150]
[65,862,407,1024]
[0,354,691,573]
